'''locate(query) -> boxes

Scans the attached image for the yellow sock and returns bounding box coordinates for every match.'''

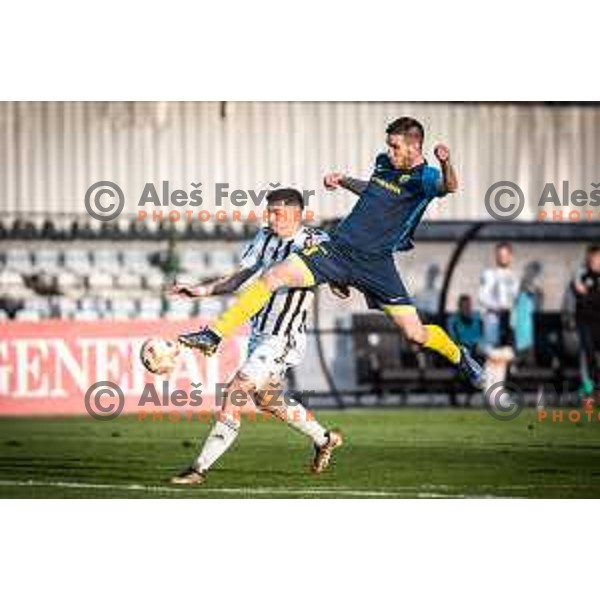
[423,325,461,365]
[213,279,272,338]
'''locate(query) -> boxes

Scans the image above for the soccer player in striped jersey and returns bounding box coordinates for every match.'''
[171,188,342,485]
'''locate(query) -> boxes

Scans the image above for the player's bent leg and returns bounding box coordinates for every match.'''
[255,377,328,445]
[421,324,484,388]
[213,258,311,337]
[171,373,251,485]
[254,376,343,473]
[384,305,429,345]
[178,257,314,355]
[384,304,484,389]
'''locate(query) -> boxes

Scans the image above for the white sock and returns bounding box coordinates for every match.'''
[194,414,240,472]
[275,398,328,447]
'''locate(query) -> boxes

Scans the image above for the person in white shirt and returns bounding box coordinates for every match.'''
[478,242,519,354]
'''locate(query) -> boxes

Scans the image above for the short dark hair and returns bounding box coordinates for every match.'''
[586,244,600,256]
[496,241,513,253]
[458,294,471,305]
[386,117,425,144]
[266,187,304,209]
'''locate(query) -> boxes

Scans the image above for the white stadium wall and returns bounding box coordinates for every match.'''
[1,101,600,223]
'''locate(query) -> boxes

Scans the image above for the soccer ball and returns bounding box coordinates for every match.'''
[140,338,180,375]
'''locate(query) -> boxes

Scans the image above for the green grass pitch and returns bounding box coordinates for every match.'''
[1,408,599,498]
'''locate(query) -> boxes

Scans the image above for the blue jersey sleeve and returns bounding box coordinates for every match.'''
[422,166,446,199]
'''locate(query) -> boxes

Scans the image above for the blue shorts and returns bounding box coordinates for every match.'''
[292,239,413,311]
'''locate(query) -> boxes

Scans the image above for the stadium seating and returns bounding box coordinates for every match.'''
[34,248,61,274]
[87,271,114,293]
[64,249,93,276]
[56,270,82,294]
[0,214,597,413]
[0,219,248,321]
[4,248,34,274]
[23,296,53,319]
[108,298,137,320]
[93,248,121,273]
[181,248,207,273]
[54,296,78,318]
[14,309,42,321]
[352,312,581,403]
[0,216,595,405]
[138,297,163,320]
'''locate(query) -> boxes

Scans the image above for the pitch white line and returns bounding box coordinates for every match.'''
[3,479,583,497]
[0,479,502,498]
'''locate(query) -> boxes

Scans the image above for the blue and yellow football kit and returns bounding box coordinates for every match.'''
[291,153,447,311]
[181,150,485,388]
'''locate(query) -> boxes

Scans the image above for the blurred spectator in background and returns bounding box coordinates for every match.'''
[447,294,483,355]
[571,244,600,396]
[155,236,181,281]
[415,264,441,316]
[0,297,23,319]
[478,242,519,354]
[511,260,543,363]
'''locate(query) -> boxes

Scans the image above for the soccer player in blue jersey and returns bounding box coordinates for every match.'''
[179,117,484,387]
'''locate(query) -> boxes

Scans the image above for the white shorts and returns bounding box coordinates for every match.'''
[239,333,306,389]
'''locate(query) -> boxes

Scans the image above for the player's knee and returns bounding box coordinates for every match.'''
[254,393,268,408]
[262,262,303,292]
[229,373,255,392]
[262,263,294,291]
[254,378,282,409]
[255,392,277,410]
[224,373,256,408]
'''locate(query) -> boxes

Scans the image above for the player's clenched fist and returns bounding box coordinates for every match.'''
[323,172,345,190]
[433,143,450,164]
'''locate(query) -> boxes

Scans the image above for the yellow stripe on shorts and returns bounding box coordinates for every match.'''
[382,304,417,316]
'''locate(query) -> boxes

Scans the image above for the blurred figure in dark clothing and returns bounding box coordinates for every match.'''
[447,294,483,355]
[572,245,600,396]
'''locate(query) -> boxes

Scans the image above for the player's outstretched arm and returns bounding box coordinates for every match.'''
[434,143,458,194]
[323,172,368,196]
[170,268,256,298]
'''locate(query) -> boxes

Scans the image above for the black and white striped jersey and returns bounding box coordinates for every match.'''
[239,225,329,339]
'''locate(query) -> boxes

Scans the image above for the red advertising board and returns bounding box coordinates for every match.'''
[0,319,251,416]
